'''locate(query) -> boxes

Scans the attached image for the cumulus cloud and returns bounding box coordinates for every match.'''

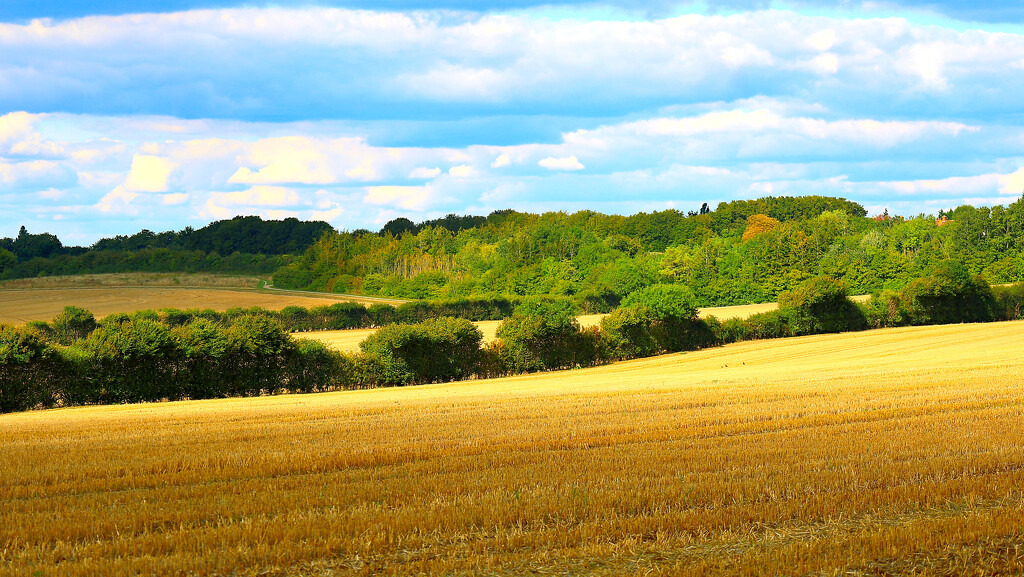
[96,186,140,214]
[213,186,300,207]
[539,155,585,171]
[409,166,442,178]
[3,8,1024,124]
[3,1,1024,243]
[124,155,175,193]
[161,193,190,206]
[229,137,335,185]
[449,164,475,177]
[364,185,435,211]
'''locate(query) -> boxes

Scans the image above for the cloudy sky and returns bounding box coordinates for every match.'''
[2,1,1024,245]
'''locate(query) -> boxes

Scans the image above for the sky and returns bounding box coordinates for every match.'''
[2,1,1024,245]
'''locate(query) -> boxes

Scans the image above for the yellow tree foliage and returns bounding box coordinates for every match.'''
[742,213,781,241]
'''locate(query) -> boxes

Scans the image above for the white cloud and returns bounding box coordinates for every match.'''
[807,29,837,52]
[124,154,175,193]
[96,186,140,214]
[491,154,511,168]
[229,137,335,185]
[539,155,585,171]
[364,185,435,210]
[212,186,300,207]
[161,193,190,206]
[410,166,442,178]
[449,164,475,177]
[0,112,37,148]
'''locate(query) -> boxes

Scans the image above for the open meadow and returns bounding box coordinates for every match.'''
[0,274,404,325]
[3,320,1023,575]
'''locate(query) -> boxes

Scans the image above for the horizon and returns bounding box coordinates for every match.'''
[3,1,1024,245]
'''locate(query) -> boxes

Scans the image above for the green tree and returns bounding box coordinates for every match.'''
[495,298,582,372]
[900,262,995,325]
[360,316,483,385]
[79,317,180,403]
[51,306,98,345]
[777,276,867,335]
[0,324,56,413]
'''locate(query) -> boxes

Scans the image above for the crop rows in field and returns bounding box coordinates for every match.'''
[3,321,1023,575]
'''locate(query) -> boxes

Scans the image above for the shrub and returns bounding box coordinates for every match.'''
[79,317,181,403]
[992,282,1024,321]
[611,284,709,353]
[900,262,995,325]
[172,318,230,399]
[777,276,867,335]
[600,305,662,359]
[862,290,907,328]
[0,324,57,413]
[360,316,483,386]
[222,315,296,396]
[716,317,752,344]
[745,309,792,340]
[286,339,350,393]
[495,298,582,372]
[51,305,97,345]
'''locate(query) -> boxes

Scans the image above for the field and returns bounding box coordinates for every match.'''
[3,320,1023,575]
[302,300,871,353]
[306,314,608,351]
[0,273,404,325]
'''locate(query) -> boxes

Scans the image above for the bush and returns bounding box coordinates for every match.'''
[51,305,97,345]
[716,317,752,344]
[745,309,792,340]
[78,317,181,403]
[992,282,1024,321]
[495,298,582,372]
[0,324,57,412]
[360,316,483,386]
[604,284,709,355]
[862,290,907,328]
[900,262,995,325]
[286,339,350,393]
[600,305,663,359]
[222,315,296,396]
[777,276,867,335]
[172,318,230,399]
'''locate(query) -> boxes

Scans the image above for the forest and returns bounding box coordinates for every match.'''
[273,195,1024,309]
[0,216,333,279]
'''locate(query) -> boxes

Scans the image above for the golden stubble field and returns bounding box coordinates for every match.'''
[3,321,1024,575]
[0,274,404,325]
[302,299,870,352]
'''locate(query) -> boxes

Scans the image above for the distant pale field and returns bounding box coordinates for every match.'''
[306,314,608,351]
[303,300,873,353]
[4,321,1024,575]
[0,274,404,324]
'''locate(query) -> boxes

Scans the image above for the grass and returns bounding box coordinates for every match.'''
[3,320,1023,575]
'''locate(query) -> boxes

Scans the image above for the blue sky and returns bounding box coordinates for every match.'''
[2,1,1024,245]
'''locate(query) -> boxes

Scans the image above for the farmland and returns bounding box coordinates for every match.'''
[0,273,404,325]
[3,320,1023,575]
[299,300,869,353]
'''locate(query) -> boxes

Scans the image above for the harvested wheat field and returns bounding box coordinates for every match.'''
[0,274,404,325]
[307,314,608,351]
[303,298,867,353]
[3,321,1024,576]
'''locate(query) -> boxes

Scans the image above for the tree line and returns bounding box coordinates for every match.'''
[4,262,1023,414]
[0,216,332,280]
[273,195,1024,309]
